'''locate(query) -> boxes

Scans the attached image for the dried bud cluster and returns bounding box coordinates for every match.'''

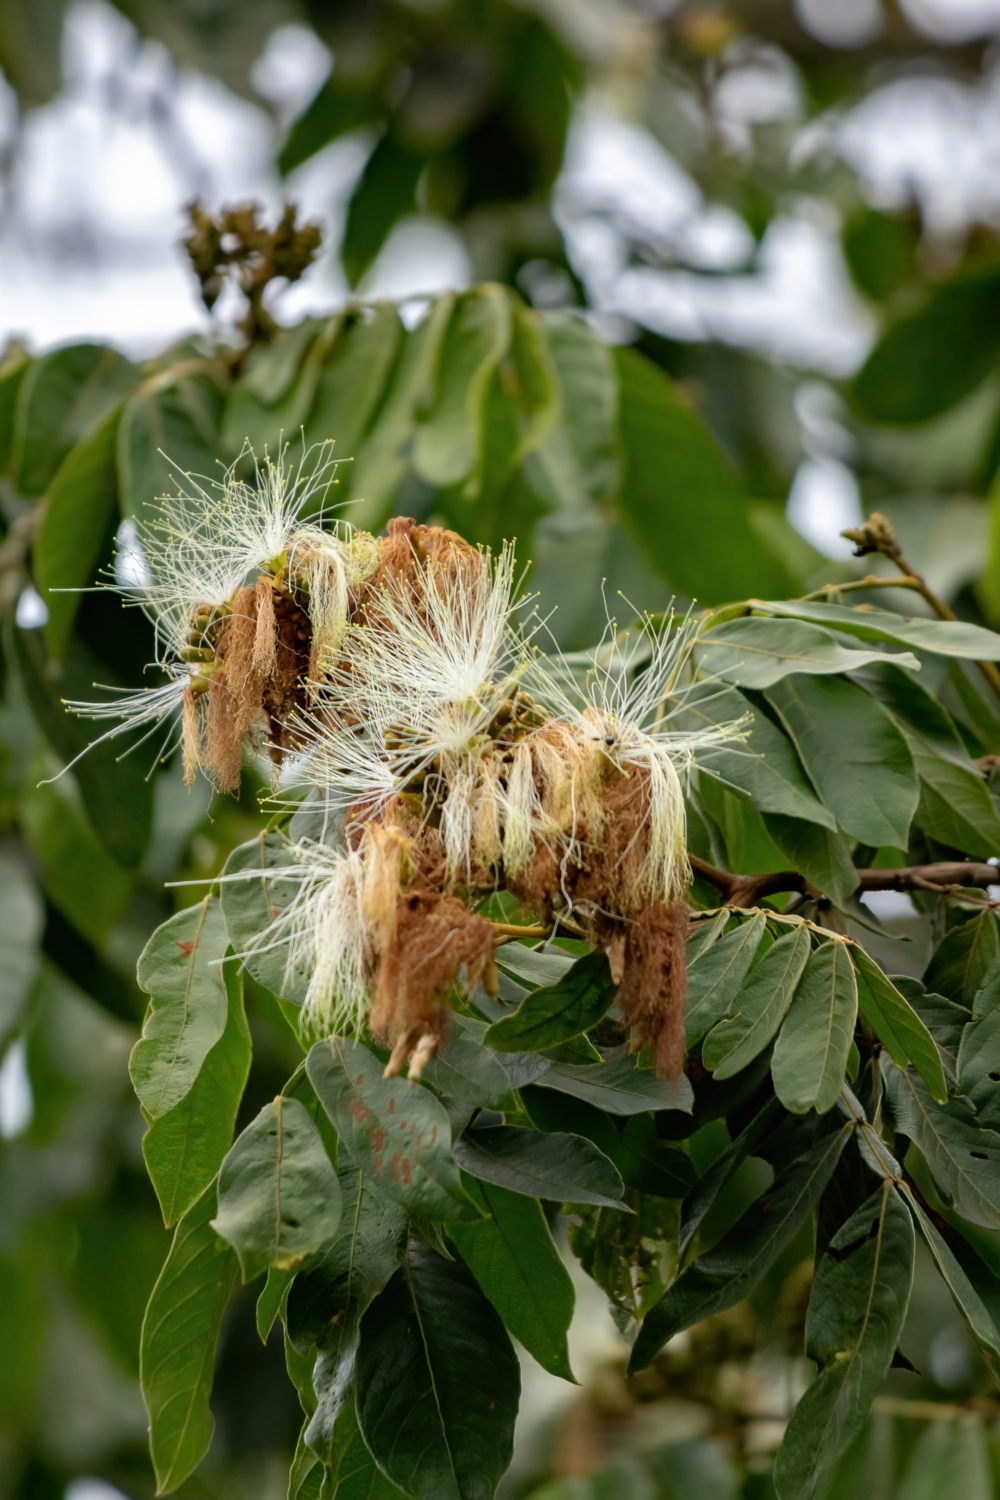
[67,447,746,1082]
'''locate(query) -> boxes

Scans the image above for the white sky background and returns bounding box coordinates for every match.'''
[3,0,1000,556]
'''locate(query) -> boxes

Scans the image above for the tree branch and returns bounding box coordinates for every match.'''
[688,853,1000,909]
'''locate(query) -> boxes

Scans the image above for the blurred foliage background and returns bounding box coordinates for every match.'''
[5,1,1000,1497]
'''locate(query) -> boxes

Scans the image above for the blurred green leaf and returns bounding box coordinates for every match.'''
[279,76,383,176]
[413,286,512,492]
[140,1180,238,1494]
[117,368,225,525]
[773,1185,914,1499]
[763,813,860,905]
[925,911,1000,1006]
[449,1175,576,1382]
[343,134,427,287]
[524,312,618,512]
[304,305,405,475]
[843,207,919,303]
[19,769,133,944]
[0,848,44,1041]
[697,616,920,689]
[355,1240,520,1500]
[11,343,136,496]
[904,1188,1000,1365]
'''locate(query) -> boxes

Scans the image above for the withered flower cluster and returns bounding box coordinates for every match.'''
[68,448,742,1082]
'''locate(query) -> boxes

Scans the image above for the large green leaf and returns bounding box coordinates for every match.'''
[536,1055,693,1114]
[882,1061,1000,1229]
[220,834,310,1004]
[678,1096,782,1257]
[117,369,224,525]
[773,1185,914,1500]
[696,617,919,690]
[449,1176,576,1382]
[286,1166,408,1354]
[925,911,1000,1006]
[613,348,793,603]
[629,1124,851,1372]
[413,286,512,493]
[703,924,811,1079]
[895,1417,993,1500]
[851,947,947,1103]
[303,305,405,468]
[11,342,136,495]
[484,950,614,1053]
[765,674,919,848]
[213,1096,342,1283]
[751,598,1000,663]
[850,262,1000,423]
[686,912,767,1046]
[19,769,133,944]
[771,941,858,1116]
[33,404,122,658]
[0,849,44,1042]
[140,1182,238,1494]
[763,813,860,906]
[676,682,836,828]
[306,1035,473,1220]
[342,135,427,286]
[143,958,252,1226]
[421,1017,514,1108]
[454,1124,625,1208]
[131,897,230,1120]
[902,1187,1000,1364]
[355,1240,521,1500]
[957,958,1000,1127]
[523,313,618,513]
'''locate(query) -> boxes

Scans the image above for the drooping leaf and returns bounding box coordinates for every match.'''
[454,1124,625,1209]
[117,369,224,526]
[851,947,947,1103]
[495,943,576,988]
[303,305,405,466]
[220,834,310,1005]
[484,950,615,1053]
[213,1096,342,1283]
[523,312,618,513]
[957,957,1000,1127]
[702,924,811,1079]
[771,940,858,1116]
[342,134,427,287]
[750,597,1000,663]
[420,1016,513,1108]
[696,616,919,690]
[286,1166,408,1355]
[925,911,1000,1007]
[685,912,767,1046]
[765,674,919,849]
[763,813,860,906]
[773,1184,915,1500]
[11,342,136,495]
[901,1187,1000,1364]
[449,1176,576,1382]
[893,1417,993,1500]
[355,1240,521,1500]
[306,1036,473,1220]
[536,1054,694,1114]
[131,897,230,1120]
[413,285,512,494]
[882,1059,1000,1229]
[613,348,794,603]
[143,957,252,1226]
[677,1096,782,1258]
[629,1124,851,1372]
[140,1182,238,1494]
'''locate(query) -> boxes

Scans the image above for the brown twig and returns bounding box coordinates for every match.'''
[841,513,1000,705]
[688,853,999,909]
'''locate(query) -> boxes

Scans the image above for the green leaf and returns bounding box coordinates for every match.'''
[484,950,614,1053]
[851,947,947,1103]
[288,1426,328,1500]
[278,76,383,175]
[676,682,836,828]
[686,912,767,1046]
[0,354,28,471]
[901,1187,1000,1364]
[850,262,1000,423]
[521,1089,695,1197]
[895,1418,993,1500]
[306,1036,473,1221]
[957,957,1000,1127]
[140,1182,238,1494]
[117,369,224,526]
[286,1166,408,1354]
[304,306,404,468]
[449,1175,576,1382]
[221,834,310,1005]
[256,1267,294,1344]
[696,617,919,690]
[421,1017,513,1107]
[629,1124,851,1372]
[213,1096,342,1283]
[765,674,919,849]
[131,897,230,1120]
[495,943,576,987]
[750,597,1000,663]
[771,941,858,1116]
[413,286,512,493]
[342,135,427,286]
[613,348,794,603]
[703,924,811,1079]
[925,911,1000,1006]
[33,404,122,659]
[882,1060,1000,1229]
[332,1409,409,1498]
[0,849,44,1042]
[143,956,253,1226]
[909,736,1000,857]
[536,1054,694,1115]
[522,313,618,513]
[678,1096,782,1258]
[11,342,136,495]
[773,1185,914,1500]
[763,814,860,906]
[19,768,134,944]
[454,1124,625,1208]
[355,1240,521,1500]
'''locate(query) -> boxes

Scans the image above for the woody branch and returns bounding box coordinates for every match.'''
[688,853,1000,908]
